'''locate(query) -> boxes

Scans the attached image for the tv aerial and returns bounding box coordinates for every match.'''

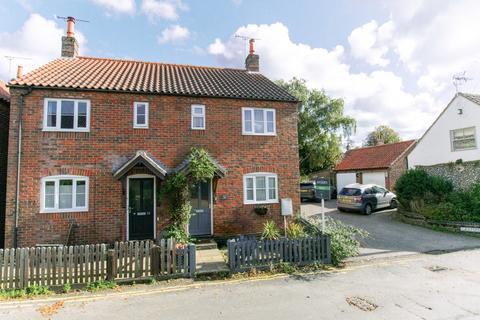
[4,55,31,78]
[234,34,260,57]
[452,71,473,94]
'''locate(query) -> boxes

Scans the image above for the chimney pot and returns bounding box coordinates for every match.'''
[16,65,23,79]
[249,39,255,54]
[66,16,75,37]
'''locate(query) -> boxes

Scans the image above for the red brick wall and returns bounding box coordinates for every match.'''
[0,99,9,248]
[388,155,409,191]
[5,89,300,247]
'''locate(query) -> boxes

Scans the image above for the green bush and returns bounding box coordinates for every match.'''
[85,280,117,292]
[164,225,191,243]
[261,220,281,240]
[286,222,306,239]
[395,169,453,210]
[323,217,368,266]
[62,283,72,293]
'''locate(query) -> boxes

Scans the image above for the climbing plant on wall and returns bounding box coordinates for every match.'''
[161,147,217,242]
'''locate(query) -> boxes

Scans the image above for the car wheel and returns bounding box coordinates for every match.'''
[390,199,398,209]
[338,207,346,212]
[364,204,373,215]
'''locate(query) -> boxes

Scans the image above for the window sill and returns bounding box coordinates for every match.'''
[244,200,279,205]
[242,132,277,136]
[41,208,89,214]
[133,126,149,129]
[452,147,477,152]
[42,128,90,133]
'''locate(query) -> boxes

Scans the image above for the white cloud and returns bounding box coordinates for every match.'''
[348,20,394,67]
[0,14,87,81]
[158,25,190,44]
[207,22,438,144]
[91,0,135,14]
[141,0,188,22]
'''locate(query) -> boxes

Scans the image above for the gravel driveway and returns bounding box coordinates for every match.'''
[301,200,480,258]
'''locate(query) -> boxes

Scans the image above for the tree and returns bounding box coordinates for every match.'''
[276,78,356,175]
[364,125,401,146]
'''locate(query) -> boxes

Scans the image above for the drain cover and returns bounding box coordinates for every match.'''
[427,265,448,272]
[346,297,378,311]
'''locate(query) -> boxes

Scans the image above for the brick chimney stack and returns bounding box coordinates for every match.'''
[16,65,23,79]
[245,39,259,72]
[61,17,79,58]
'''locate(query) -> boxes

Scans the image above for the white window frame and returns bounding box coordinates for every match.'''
[40,175,89,213]
[191,104,206,130]
[242,107,276,136]
[43,98,90,132]
[243,172,278,204]
[450,126,477,151]
[133,102,149,129]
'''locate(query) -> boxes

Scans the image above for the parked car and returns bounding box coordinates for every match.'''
[300,179,337,202]
[337,183,397,215]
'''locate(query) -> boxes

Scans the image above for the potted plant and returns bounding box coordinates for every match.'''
[254,206,269,215]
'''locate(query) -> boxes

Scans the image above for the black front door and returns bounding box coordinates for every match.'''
[189,180,212,236]
[128,178,154,240]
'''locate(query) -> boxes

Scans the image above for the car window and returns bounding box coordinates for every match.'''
[339,188,361,196]
[373,186,387,194]
[363,188,373,195]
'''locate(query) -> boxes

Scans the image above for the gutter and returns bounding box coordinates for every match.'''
[13,87,32,248]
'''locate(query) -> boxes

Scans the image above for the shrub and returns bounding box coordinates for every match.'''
[395,169,453,210]
[62,283,72,293]
[85,280,117,292]
[0,285,52,300]
[261,220,281,240]
[286,222,306,239]
[278,262,296,274]
[164,225,190,243]
[323,217,368,266]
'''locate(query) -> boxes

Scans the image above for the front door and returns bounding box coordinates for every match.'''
[189,180,212,236]
[128,177,155,240]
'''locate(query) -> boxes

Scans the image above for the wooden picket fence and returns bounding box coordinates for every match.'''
[0,239,196,290]
[227,236,331,272]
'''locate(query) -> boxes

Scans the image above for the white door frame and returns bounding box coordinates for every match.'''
[126,174,156,241]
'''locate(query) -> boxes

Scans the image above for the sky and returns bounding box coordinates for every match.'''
[1,0,480,145]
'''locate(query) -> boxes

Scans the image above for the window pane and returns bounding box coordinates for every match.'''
[464,128,475,136]
[76,180,86,207]
[256,176,266,201]
[247,189,254,201]
[137,114,146,125]
[256,189,266,201]
[194,107,204,115]
[244,110,252,132]
[59,180,73,209]
[246,177,253,189]
[266,111,274,132]
[44,181,55,208]
[254,110,264,133]
[193,116,204,128]
[78,102,87,128]
[137,104,145,115]
[60,101,75,129]
[47,101,57,127]
[268,177,276,200]
[266,111,274,122]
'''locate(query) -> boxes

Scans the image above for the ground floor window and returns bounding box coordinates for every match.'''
[243,173,278,204]
[41,176,89,213]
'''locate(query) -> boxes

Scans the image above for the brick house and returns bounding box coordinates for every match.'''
[335,140,416,192]
[4,19,300,247]
[0,80,10,248]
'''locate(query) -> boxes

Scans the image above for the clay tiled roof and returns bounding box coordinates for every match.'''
[9,56,297,102]
[459,92,480,105]
[0,80,10,103]
[335,140,416,171]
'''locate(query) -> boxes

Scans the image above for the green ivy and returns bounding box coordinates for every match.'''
[161,147,217,241]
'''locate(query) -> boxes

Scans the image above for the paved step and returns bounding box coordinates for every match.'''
[195,239,218,251]
[196,247,229,275]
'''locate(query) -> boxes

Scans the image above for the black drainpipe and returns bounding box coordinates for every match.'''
[13,87,32,248]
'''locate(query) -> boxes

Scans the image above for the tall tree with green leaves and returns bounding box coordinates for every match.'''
[276,78,356,175]
[364,125,401,146]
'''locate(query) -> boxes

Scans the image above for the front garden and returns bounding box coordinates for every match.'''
[395,169,480,224]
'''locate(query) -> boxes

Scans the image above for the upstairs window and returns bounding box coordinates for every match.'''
[134,102,149,128]
[243,173,278,204]
[43,99,90,132]
[451,127,476,151]
[41,176,89,213]
[191,104,205,130]
[242,107,276,135]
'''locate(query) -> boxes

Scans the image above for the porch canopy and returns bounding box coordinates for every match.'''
[175,153,226,178]
[113,150,169,180]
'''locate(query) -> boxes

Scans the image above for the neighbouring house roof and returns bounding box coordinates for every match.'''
[8,56,297,102]
[176,153,227,178]
[0,80,10,103]
[335,140,416,171]
[113,151,169,180]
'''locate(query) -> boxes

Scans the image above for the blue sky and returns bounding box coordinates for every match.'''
[1,0,480,144]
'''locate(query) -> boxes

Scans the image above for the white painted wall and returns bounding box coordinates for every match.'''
[363,171,386,187]
[336,172,356,192]
[408,95,480,167]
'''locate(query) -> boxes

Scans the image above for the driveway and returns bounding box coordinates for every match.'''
[301,200,480,258]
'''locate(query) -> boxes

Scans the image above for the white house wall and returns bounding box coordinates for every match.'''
[408,95,480,167]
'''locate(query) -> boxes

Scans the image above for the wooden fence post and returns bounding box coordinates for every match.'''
[188,244,196,278]
[151,245,160,279]
[106,249,116,281]
[227,240,235,271]
[325,235,332,264]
